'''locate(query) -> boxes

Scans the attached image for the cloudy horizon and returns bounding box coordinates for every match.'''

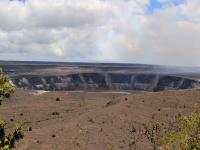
[0,0,199,66]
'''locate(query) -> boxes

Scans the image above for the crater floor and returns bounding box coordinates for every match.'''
[0,89,200,150]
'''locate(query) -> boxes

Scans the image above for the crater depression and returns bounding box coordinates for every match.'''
[1,61,200,92]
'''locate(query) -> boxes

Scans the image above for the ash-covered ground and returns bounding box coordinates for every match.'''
[0,89,200,149]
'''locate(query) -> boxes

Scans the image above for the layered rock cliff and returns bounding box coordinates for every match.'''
[12,73,199,91]
[1,61,200,92]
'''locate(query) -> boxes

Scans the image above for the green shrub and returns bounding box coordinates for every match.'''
[0,69,15,105]
[51,112,60,116]
[158,112,200,150]
[0,121,23,150]
[143,111,200,150]
[0,68,23,150]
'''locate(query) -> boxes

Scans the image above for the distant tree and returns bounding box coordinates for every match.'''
[0,68,23,150]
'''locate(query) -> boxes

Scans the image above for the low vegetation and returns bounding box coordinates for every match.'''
[0,121,23,150]
[157,112,200,150]
[129,124,137,150]
[51,112,60,116]
[0,69,23,150]
[0,69,15,105]
[143,112,200,150]
[143,122,161,150]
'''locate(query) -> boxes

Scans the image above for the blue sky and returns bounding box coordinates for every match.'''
[148,0,163,13]
[20,0,26,3]
[10,0,26,2]
[148,0,186,13]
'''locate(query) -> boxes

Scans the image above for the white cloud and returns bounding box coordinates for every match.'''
[0,0,200,66]
[141,0,200,66]
[0,0,113,30]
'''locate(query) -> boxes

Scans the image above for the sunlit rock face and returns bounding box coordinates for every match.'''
[1,61,200,91]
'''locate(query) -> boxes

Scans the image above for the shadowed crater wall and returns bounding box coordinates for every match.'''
[11,73,199,92]
[1,61,200,92]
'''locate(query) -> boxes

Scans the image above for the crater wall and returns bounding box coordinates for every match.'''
[1,61,200,92]
[12,73,200,92]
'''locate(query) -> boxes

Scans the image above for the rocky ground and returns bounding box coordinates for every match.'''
[0,89,200,150]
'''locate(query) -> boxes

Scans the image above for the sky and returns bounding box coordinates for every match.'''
[0,0,200,66]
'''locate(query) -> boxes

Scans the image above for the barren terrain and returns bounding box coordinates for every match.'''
[0,89,200,150]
